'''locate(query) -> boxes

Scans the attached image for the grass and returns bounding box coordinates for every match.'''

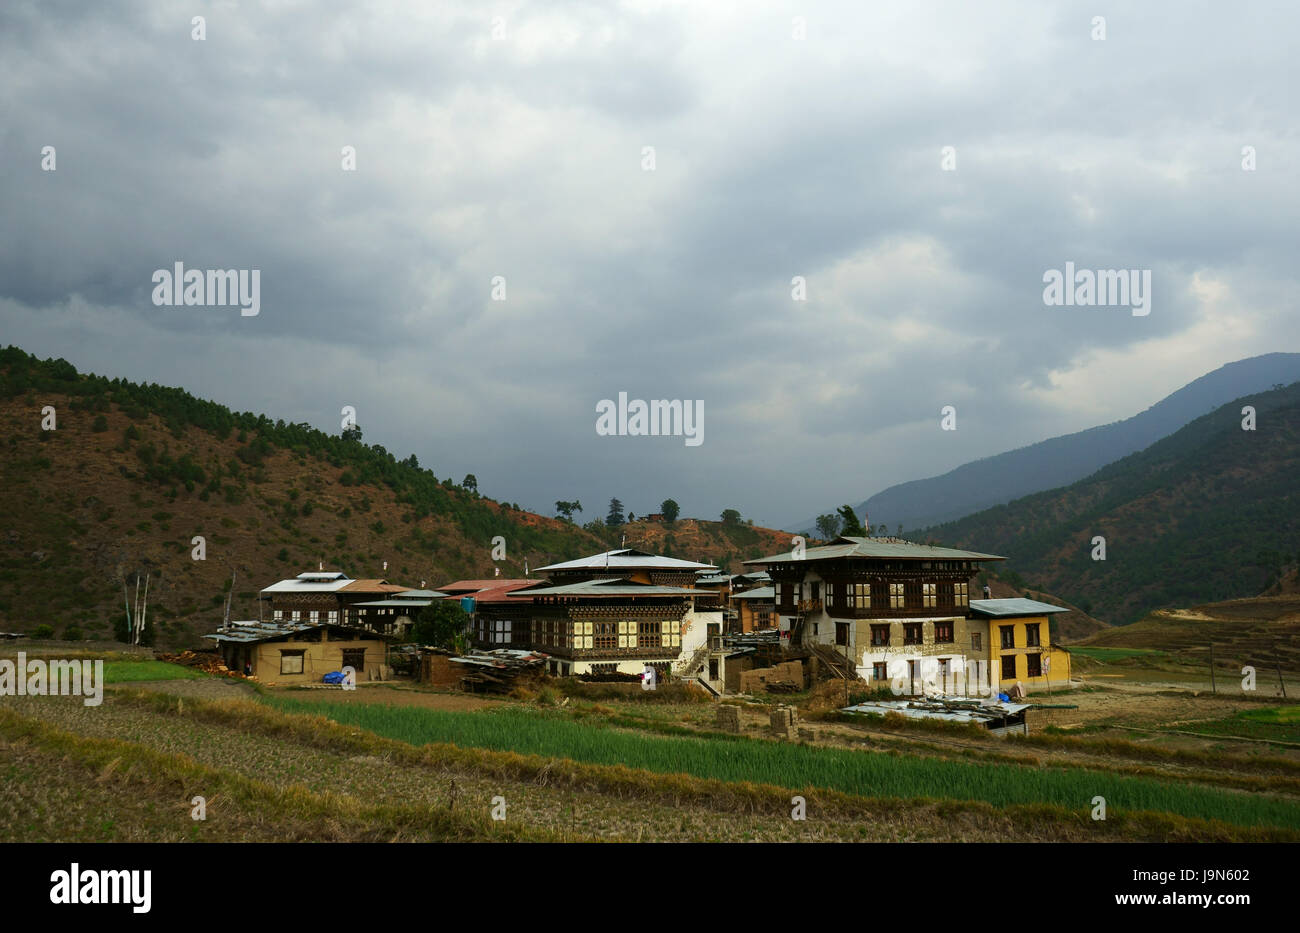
[1188,706,1300,744]
[263,696,1300,831]
[102,689,1298,841]
[102,660,208,683]
[1071,647,1168,663]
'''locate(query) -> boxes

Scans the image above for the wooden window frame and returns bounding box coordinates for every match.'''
[903,622,923,646]
[1000,625,1015,650]
[870,624,890,647]
[280,650,306,675]
[889,582,905,609]
[1026,623,1041,647]
[934,621,954,644]
[1026,653,1042,677]
[1001,654,1017,679]
[922,583,936,608]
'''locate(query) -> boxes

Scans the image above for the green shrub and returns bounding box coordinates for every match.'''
[31,624,54,639]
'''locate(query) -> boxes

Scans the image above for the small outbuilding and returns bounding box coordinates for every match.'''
[205,620,389,685]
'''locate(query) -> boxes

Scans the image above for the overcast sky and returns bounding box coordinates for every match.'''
[3,1,1297,529]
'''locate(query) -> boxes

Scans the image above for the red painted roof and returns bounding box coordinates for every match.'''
[437,579,537,604]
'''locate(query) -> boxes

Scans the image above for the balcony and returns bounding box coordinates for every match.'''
[796,599,824,614]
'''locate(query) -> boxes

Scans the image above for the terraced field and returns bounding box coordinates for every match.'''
[2,680,1298,842]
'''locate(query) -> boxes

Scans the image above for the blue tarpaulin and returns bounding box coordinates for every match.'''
[322,671,347,684]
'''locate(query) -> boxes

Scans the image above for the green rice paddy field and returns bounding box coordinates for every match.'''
[264,696,1300,831]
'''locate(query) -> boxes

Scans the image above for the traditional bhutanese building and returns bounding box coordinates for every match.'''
[744,538,1072,695]
[731,584,776,634]
[258,571,414,631]
[465,549,724,682]
[969,598,1072,690]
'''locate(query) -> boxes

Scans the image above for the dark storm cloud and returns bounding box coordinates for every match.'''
[2,1,1297,529]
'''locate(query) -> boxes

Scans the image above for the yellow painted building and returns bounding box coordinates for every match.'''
[969,598,1072,690]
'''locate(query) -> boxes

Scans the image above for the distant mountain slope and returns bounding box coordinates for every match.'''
[792,353,1300,533]
[0,347,787,649]
[922,381,1300,625]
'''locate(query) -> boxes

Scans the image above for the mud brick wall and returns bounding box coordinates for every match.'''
[739,660,804,694]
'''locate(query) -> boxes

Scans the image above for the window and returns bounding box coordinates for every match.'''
[290,610,301,621]
[849,583,870,609]
[328,610,338,623]
[971,632,982,651]
[637,620,661,649]
[1001,654,1017,679]
[872,662,887,681]
[810,581,821,602]
[1026,623,1041,647]
[934,621,954,643]
[835,622,849,646]
[954,582,969,607]
[273,610,283,620]
[341,648,366,672]
[871,624,890,647]
[1000,625,1015,649]
[590,662,617,674]
[309,610,319,622]
[903,623,922,645]
[280,650,305,675]
[922,583,936,608]
[592,621,617,650]
[1026,653,1042,677]
[889,583,905,608]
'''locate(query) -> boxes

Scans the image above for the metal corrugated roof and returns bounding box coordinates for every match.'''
[842,697,1030,724]
[535,548,717,572]
[969,598,1070,617]
[260,577,353,594]
[730,585,775,601]
[353,599,432,608]
[396,589,446,599]
[744,536,1004,565]
[507,577,695,598]
[205,621,323,643]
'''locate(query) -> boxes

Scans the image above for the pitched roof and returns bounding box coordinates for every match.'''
[744,536,1004,565]
[438,579,530,593]
[507,577,698,599]
[260,575,354,594]
[969,598,1070,617]
[204,620,387,644]
[439,580,537,604]
[731,585,775,601]
[340,579,409,594]
[535,548,717,573]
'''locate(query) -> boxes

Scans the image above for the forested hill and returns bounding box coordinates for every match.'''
[922,381,1300,625]
[0,347,779,648]
[792,352,1300,534]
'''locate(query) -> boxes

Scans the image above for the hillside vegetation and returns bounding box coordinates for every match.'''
[794,353,1300,533]
[924,381,1300,624]
[0,347,783,648]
